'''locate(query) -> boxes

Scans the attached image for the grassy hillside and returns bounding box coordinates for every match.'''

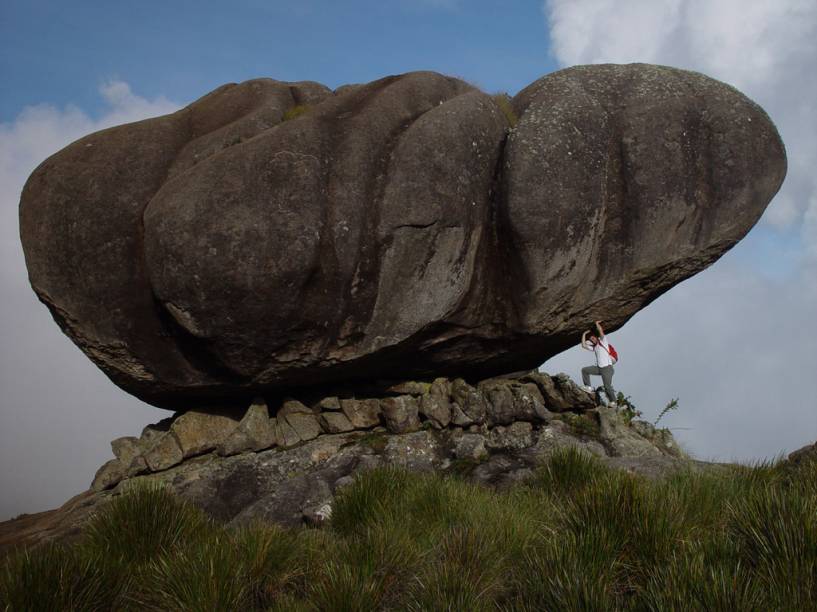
[2,448,815,611]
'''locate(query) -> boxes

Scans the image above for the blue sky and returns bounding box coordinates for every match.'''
[1,0,816,519]
[1,0,554,121]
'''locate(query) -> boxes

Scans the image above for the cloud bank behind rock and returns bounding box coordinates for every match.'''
[542,0,817,462]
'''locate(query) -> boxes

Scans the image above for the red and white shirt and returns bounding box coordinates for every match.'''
[586,336,614,368]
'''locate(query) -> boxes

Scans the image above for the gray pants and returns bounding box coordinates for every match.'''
[582,365,616,402]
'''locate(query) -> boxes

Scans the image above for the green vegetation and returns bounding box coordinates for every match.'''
[2,453,816,610]
[559,412,602,440]
[654,397,679,426]
[491,93,518,128]
[283,105,311,122]
[355,431,389,453]
[448,455,488,477]
[616,391,643,424]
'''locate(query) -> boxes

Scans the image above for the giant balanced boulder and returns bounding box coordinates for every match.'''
[20,64,786,409]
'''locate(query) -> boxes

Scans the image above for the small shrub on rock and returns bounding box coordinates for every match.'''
[616,392,642,423]
[562,412,602,440]
[282,105,310,121]
[491,92,517,127]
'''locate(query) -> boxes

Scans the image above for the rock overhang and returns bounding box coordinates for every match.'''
[19,64,786,409]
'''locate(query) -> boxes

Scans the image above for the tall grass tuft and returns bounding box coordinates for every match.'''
[560,469,690,593]
[310,520,426,609]
[2,451,815,610]
[82,483,215,566]
[265,593,313,612]
[659,468,739,530]
[306,559,390,612]
[407,526,507,611]
[530,446,605,496]
[786,456,817,492]
[231,522,307,608]
[128,533,252,611]
[728,480,817,608]
[641,542,766,611]
[0,543,125,611]
[330,466,412,535]
[510,525,624,610]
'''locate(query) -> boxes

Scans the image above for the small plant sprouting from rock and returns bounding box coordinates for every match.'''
[654,398,679,426]
[564,413,601,440]
[283,105,310,121]
[224,132,242,147]
[356,431,388,453]
[616,392,642,424]
[491,93,517,127]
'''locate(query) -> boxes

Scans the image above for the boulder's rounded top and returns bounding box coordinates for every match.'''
[19,65,786,409]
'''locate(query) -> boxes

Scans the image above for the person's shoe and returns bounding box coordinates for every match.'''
[581,385,594,393]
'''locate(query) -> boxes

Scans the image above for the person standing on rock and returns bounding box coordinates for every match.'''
[580,320,617,406]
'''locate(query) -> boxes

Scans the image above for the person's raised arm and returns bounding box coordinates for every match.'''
[595,320,605,338]
[581,329,590,350]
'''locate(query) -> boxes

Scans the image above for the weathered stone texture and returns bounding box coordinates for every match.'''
[3,372,728,552]
[319,411,355,434]
[143,433,183,472]
[380,396,422,434]
[340,398,382,429]
[19,66,785,408]
[170,410,240,458]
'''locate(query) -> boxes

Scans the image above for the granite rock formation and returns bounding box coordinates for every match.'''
[0,371,694,552]
[86,370,610,492]
[19,65,786,409]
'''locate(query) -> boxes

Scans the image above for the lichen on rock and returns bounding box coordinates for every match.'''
[19,65,785,409]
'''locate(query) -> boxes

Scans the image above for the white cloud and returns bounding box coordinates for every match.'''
[542,0,817,461]
[0,82,177,519]
[544,246,817,461]
[0,80,178,257]
[805,193,817,258]
[545,0,817,251]
[548,0,683,66]
[98,80,178,126]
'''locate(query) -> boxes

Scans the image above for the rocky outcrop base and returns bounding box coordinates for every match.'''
[82,371,691,526]
[90,371,607,491]
[0,371,696,553]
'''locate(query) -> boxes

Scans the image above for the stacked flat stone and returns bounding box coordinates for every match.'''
[91,370,596,490]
